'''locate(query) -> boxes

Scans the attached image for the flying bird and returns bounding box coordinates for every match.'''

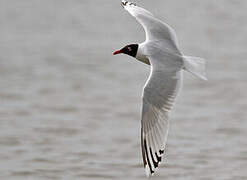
[113,1,207,177]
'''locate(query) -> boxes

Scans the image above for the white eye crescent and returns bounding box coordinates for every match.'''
[128,47,132,51]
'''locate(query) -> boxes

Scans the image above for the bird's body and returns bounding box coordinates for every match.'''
[113,1,207,177]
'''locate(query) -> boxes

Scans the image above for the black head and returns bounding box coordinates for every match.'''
[113,44,138,58]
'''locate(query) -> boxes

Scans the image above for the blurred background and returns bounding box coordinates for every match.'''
[0,0,247,179]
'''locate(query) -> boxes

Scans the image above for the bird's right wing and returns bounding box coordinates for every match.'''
[121,0,179,52]
[141,55,183,176]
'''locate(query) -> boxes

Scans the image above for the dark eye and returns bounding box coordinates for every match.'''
[127,47,132,51]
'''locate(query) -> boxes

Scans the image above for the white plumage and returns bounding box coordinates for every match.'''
[119,1,207,177]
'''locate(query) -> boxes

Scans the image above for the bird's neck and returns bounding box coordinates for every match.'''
[136,43,150,65]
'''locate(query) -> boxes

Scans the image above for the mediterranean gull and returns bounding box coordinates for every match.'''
[113,0,207,177]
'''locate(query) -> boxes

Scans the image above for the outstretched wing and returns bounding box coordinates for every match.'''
[121,0,179,52]
[141,54,183,176]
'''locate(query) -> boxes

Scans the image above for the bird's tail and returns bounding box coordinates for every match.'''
[182,56,207,80]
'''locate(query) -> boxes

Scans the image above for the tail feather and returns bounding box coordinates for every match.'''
[183,56,207,80]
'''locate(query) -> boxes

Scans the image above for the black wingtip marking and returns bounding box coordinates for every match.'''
[155,152,162,162]
[121,1,137,7]
[129,2,137,6]
[144,139,154,174]
[159,149,164,155]
[149,148,158,168]
[121,1,127,7]
[141,131,147,168]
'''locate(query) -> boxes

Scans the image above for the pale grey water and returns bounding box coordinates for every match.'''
[0,0,247,179]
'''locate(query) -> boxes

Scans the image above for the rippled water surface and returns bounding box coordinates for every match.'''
[0,0,247,179]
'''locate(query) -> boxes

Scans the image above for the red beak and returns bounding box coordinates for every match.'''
[113,49,122,55]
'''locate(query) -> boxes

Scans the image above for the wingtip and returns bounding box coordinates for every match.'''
[121,0,127,7]
[121,0,137,7]
[145,165,151,178]
[145,165,156,178]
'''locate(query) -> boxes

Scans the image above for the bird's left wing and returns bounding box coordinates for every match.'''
[141,53,183,176]
[121,1,179,52]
